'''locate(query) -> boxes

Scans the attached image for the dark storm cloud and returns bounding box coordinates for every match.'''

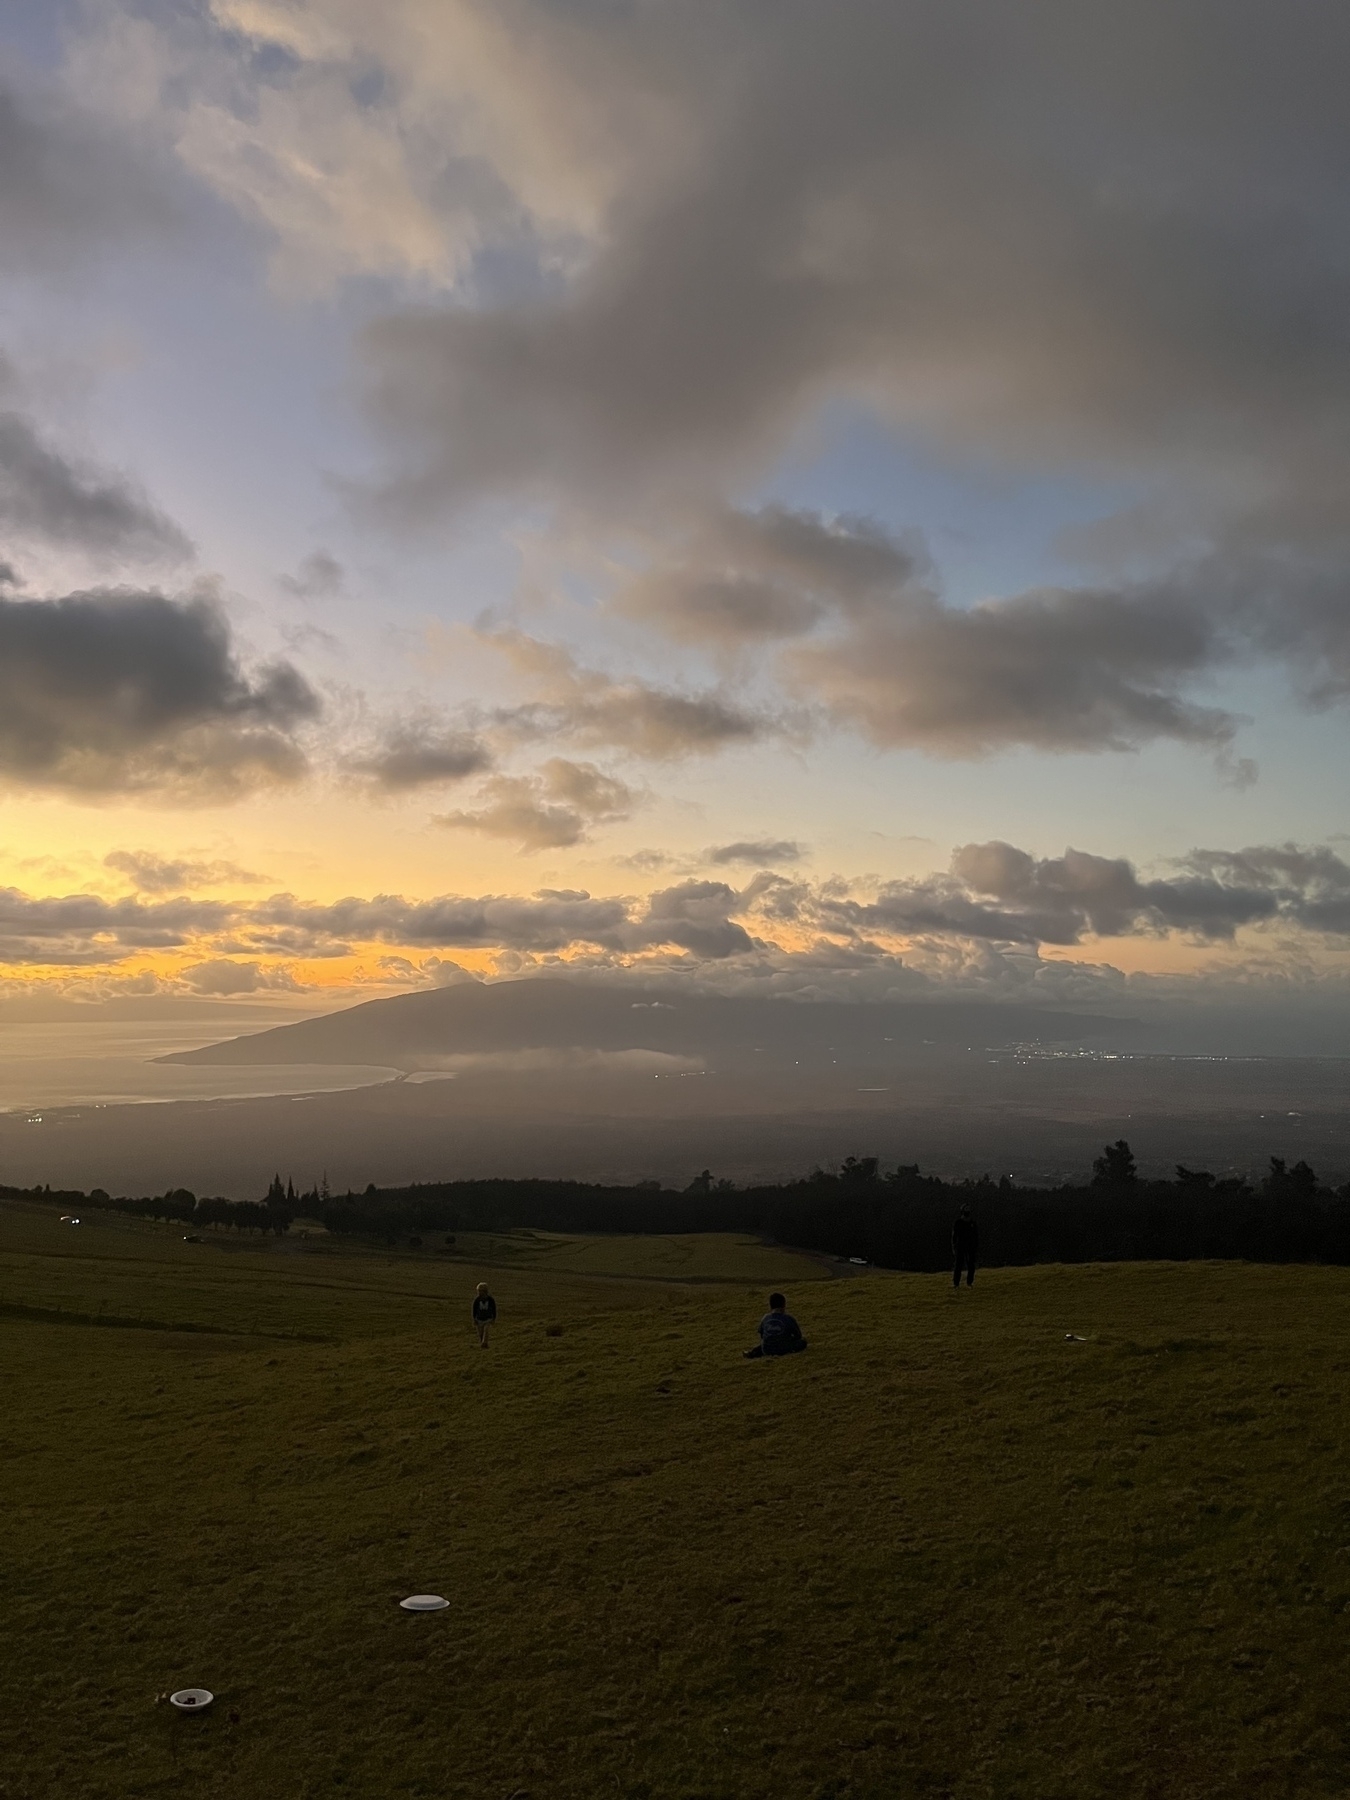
[0,404,193,563]
[0,588,319,799]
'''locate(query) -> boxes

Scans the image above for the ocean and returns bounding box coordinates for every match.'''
[0,1020,395,1115]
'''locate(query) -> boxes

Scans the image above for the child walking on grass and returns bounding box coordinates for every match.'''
[472,1281,497,1348]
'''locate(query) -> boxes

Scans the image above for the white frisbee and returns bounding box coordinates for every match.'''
[399,1594,449,1612]
[169,1689,214,1710]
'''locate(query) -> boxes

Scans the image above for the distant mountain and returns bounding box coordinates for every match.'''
[160,977,1133,1071]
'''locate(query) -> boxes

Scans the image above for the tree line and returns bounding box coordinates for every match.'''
[10,1141,1350,1269]
[5,1176,303,1237]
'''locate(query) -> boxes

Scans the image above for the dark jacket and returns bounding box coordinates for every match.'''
[758,1309,803,1351]
[472,1295,497,1323]
[952,1215,979,1257]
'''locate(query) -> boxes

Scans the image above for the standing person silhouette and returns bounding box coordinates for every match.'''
[952,1206,978,1288]
[472,1281,497,1347]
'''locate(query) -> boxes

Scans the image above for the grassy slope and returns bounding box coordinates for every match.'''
[3,1202,1349,1800]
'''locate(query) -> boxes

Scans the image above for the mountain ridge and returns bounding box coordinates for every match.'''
[159,976,1135,1070]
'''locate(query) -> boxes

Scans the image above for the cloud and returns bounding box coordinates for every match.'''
[345,3,1350,519]
[123,0,656,292]
[376,954,482,988]
[265,1,1348,760]
[786,568,1239,757]
[612,505,922,648]
[63,4,1350,765]
[635,879,757,960]
[0,588,319,799]
[434,757,635,850]
[169,36,476,294]
[706,839,805,866]
[0,77,179,271]
[610,505,1243,756]
[0,400,193,564]
[279,549,344,599]
[104,850,268,893]
[4,836,1350,985]
[0,888,229,965]
[1175,844,1350,937]
[248,886,635,954]
[482,630,768,758]
[616,848,675,873]
[212,839,1350,961]
[815,842,1294,949]
[348,718,493,791]
[180,957,303,995]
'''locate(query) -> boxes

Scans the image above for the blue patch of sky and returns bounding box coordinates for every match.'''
[1,1,73,72]
[247,39,303,80]
[755,402,1158,609]
[350,64,386,109]
[776,657,1346,870]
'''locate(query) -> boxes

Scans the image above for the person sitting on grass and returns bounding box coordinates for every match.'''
[472,1281,497,1348]
[743,1292,807,1359]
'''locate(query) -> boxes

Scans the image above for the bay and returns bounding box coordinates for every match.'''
[0,1020,395,1114]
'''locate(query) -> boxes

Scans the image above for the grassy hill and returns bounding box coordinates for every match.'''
[3,1199,1349,1799]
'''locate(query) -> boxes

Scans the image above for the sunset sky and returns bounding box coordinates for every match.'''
[3,0,1350,1023]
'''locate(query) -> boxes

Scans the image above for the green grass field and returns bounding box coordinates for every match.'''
[3,1198,1350,1800]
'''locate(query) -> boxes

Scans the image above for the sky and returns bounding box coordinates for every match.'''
[2,0,1350,1028]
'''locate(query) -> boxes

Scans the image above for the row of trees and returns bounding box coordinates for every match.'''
[16,1141,1350,1269]
[11,1177,309,1236]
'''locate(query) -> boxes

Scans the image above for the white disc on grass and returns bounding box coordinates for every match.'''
[169,1689,214,1710]
[399,1594,449,1611]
